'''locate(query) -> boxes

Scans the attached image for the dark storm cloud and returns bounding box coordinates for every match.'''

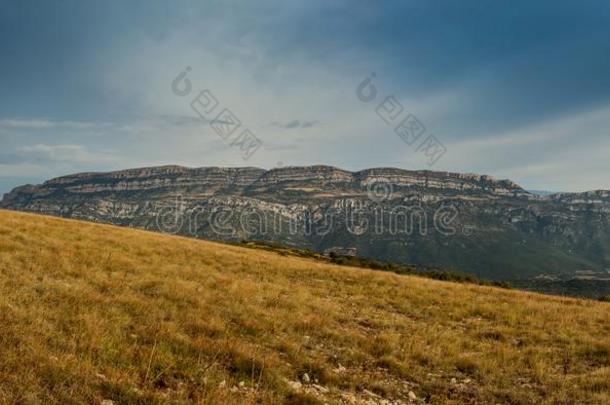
[256,0,610,137]
[2,0,609,135]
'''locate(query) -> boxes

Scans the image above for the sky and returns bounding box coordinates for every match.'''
[1,0,610,194]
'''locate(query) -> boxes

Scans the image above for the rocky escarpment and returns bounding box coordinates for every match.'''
[3,165,610,281]
[36,166,266,194]
[3,165,532,201]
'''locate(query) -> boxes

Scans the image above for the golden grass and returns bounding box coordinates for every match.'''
[0,209,609,404]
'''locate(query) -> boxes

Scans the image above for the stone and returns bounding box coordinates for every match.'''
[312,384,329,393]
[363,389,379,398]
[288,380,302,390]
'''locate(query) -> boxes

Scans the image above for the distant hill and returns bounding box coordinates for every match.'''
[1,209,610,403]
[3,165,610,281]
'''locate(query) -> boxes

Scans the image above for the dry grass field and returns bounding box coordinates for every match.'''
[1,209,610,404]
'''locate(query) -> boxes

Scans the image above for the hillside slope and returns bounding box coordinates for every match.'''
[0,210,609,404]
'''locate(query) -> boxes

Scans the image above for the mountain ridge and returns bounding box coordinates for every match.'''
[3,164,533,201]
[3,165,610,282]
[15,164,609,201]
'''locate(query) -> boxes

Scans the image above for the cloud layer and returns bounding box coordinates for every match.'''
[1,1,610,193]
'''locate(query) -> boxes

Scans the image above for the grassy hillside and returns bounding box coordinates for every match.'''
[1,210,610,404]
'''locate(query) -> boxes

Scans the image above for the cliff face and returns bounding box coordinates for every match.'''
[4,165,527,199]
[3,165,610,280]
